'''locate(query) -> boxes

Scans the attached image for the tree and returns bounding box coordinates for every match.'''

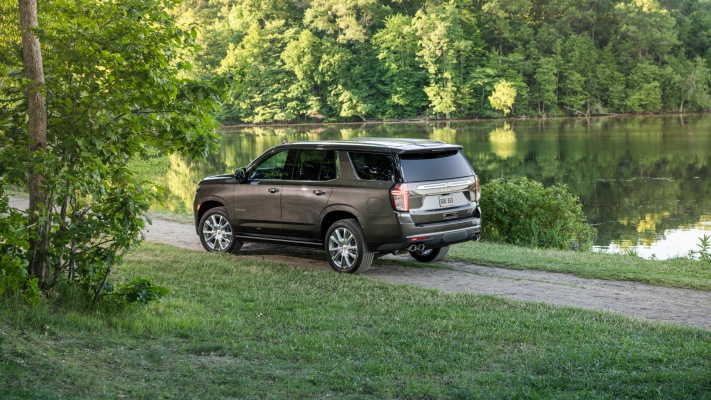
[680,57,711,112]
[304,0,379,44]
[372,14,428,119]
[281,29,327,120]
[412,1,482,119]
[317,39,375,121]
[479,0,532,60]
[219,20,298,122]
[2,0,223,298]
[594,46,627,112]
[489,79,517,116]
[533,56,560,115]
[18,0,49,286]
[612,0,679,63]
[625,62,663,112]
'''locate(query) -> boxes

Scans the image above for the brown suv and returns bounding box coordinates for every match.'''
[193,138,481,273]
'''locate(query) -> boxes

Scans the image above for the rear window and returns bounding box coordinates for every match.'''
[399,151,473,182]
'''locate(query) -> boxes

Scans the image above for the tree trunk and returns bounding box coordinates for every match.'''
[19,0,50,287]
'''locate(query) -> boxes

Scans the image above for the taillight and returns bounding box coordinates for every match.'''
[475,177,481,202]
[470,177,481,202]
[390,183,410,211]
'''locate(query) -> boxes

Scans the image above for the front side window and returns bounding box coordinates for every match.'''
[249,151,290,180]
[349,152,396,181]
[290,150,338,181]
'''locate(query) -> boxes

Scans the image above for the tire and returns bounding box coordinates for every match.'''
[325,219,374,274]
[198,207,244,254]
[409,245,450,263]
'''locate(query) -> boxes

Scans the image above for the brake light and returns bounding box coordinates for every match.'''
[474,177,481,202]
[390,183,410,212]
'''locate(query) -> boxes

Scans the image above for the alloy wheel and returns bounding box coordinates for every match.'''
[202,214,233,251]
[328,227,358,270]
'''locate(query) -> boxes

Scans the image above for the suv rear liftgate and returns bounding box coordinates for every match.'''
[194,138,481,273]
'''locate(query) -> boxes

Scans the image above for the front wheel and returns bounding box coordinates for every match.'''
[325,219,374,274]
[409,245,450,263]
[198,207,244,254]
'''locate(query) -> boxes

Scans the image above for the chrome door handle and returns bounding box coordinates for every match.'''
[268,188,280,193]
[313,190,326,196]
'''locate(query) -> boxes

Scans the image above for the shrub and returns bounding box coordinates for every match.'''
[114,277,169,306]
[0,191,39,303]
[481,178,596,250]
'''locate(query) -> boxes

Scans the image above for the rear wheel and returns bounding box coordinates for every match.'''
[325,219,374,274]
[409,245,450,263]
[198,207,244,254]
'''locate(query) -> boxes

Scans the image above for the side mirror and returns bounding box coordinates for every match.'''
[235,168,247,184]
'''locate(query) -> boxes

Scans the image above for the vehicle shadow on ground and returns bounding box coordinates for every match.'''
[237,243,414,273]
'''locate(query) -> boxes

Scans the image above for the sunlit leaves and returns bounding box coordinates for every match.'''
[488,80,517,116]
[0,0,222,298]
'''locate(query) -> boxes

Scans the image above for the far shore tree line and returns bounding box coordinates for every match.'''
[172,0,711,123]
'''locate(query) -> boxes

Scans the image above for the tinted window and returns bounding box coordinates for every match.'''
[249,151,290,180]
[291,150,338,181]
[349,152,396,181]
[399,151,473,182]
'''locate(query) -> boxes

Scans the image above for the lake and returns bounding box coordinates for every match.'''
[159,114,711,259]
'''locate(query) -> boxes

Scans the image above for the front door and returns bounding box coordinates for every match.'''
[233,150,292,235]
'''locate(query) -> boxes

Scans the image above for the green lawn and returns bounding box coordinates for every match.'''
[449,241,711,290]
[2,243,710,399]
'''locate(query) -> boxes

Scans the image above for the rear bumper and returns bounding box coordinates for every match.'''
[372,207,482,251]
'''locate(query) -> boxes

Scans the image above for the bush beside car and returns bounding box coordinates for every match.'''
[481,178,596,250]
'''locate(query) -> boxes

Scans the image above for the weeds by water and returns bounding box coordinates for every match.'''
[688,234,711,262]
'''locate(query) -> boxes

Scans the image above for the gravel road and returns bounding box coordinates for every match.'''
[9,196,711,330]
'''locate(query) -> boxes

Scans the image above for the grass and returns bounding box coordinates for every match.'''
[449,241,711,290]
[2,243,710,399]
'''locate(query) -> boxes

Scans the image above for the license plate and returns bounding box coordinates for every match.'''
[439,195,454,207]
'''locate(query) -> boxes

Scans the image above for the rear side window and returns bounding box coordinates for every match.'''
[291,150,338,181]
[349,152,396,181]
[399,151,473,182]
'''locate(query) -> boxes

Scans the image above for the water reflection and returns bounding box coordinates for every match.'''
[160,115,711,259]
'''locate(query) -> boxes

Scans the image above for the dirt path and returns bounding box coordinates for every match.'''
[8,196,711,330]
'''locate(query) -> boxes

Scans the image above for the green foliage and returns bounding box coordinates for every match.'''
[688,234,711,262]
[488,80,517,115]
[372,14,428,119]
[412,2,482,118]
[481,178,597,250]
[0,0,222,301]
[166,0,711,122]
[114,277,169,306]
[0,191,39,303]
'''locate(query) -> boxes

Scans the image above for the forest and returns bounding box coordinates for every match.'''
[169,0,711,123]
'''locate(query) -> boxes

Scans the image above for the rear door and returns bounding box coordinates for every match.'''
[280,149,337,239]
[399,150,478,225]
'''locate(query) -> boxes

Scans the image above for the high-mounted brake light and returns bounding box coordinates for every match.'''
[390,183,410,212]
